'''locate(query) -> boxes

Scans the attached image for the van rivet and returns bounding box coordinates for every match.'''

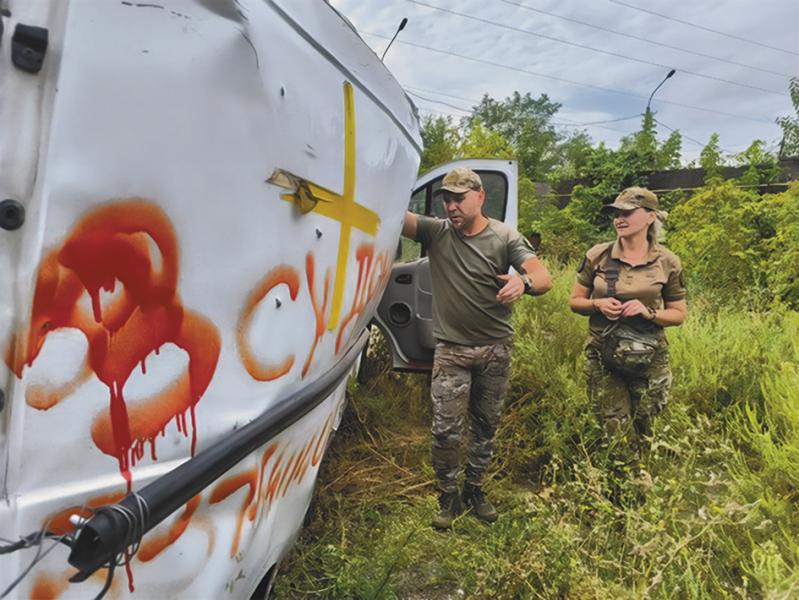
[315,228,322,239]
[275,298,282,308]
[0,199,25,231]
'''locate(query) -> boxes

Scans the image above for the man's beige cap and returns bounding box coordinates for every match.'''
[435,167,483,195]
[602,187,658,211]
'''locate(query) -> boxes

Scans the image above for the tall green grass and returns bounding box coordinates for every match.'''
[276,264,799,599]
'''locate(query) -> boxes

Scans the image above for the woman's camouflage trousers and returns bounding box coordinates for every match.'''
[584,342,672,461]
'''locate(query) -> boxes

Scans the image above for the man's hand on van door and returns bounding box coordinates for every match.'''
[495,274,525,305]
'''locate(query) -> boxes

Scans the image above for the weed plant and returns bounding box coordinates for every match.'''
[275,265,799,599]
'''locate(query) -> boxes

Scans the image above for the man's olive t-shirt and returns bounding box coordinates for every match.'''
[414,216,536,345]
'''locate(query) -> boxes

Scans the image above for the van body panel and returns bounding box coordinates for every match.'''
[0,1,420,596]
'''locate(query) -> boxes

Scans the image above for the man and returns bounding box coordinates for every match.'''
[401,167,552,529]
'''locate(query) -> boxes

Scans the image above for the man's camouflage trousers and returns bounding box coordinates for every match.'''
[431,340,513,493]
[584,341,672,460]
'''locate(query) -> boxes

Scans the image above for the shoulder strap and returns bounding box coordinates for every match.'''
[601,241,622,299]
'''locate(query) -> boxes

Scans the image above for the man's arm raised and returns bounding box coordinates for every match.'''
[401,211,418,239]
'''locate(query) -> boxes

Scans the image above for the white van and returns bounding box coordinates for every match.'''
[0,1,518,597]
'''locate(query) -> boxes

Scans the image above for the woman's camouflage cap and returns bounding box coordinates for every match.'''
[602,187,658,211]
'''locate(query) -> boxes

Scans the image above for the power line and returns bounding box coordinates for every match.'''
[405,90,473,112]
[559,114,643,126]
[497,0,794,79]
[415,103,468,120]
[406,0,787,97]
[652,117,708,148]
[405,85,483,105]
[649,117,756,155]
[409,93,755,153]
[651,117,752,154]
[361,31,776,124]
[406,84,645,128]
[407,85,644,135]
[605,0,799,57]
[405,84,748,145]
[414,106,639,138]
[415,102,748,154]
[416,106,460,120]
[553,122,639,136]
[407,85,641,125]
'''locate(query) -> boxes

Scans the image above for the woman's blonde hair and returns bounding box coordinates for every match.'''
[647,209,667,242]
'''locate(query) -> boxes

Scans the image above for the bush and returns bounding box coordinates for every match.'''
[520,184,611,264]
[668,181,799,309]
[765,182,799,307]
[526,201,605,264]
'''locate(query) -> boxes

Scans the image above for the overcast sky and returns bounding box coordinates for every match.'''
[330,0,799,163]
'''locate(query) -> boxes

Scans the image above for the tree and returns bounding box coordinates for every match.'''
[658,131,683,170]
[700,133,725,184]
[623,110,658,171]
[549,131,594,183]
[458,119,514,159]
[736,140,781,187]
[466,92,561,181]
[419,115,459,173]
[616,111,683,176]
[524,115,687,263]
[776,77,799,158]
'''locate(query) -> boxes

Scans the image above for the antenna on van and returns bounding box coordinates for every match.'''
[381,17,407,62]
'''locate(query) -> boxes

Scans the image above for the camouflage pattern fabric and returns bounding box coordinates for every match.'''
[431,341,513,493]
[600,320,660,377]
[585,342,672,460]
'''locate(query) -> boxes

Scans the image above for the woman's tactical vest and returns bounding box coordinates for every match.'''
[599,244,662,376]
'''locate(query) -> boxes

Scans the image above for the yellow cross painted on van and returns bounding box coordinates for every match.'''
[271,82,380,332]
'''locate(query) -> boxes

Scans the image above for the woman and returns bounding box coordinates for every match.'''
[569,187,687,461]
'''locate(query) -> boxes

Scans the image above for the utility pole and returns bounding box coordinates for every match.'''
[646,69,676,114]
[381,18,408,62]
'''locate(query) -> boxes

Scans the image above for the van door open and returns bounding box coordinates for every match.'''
[374,159,519,371]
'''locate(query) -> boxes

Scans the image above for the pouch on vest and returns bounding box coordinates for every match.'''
[600,320,660,376]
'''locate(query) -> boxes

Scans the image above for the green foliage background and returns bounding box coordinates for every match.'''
[276,267,799,599]
[275,87,799,598]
